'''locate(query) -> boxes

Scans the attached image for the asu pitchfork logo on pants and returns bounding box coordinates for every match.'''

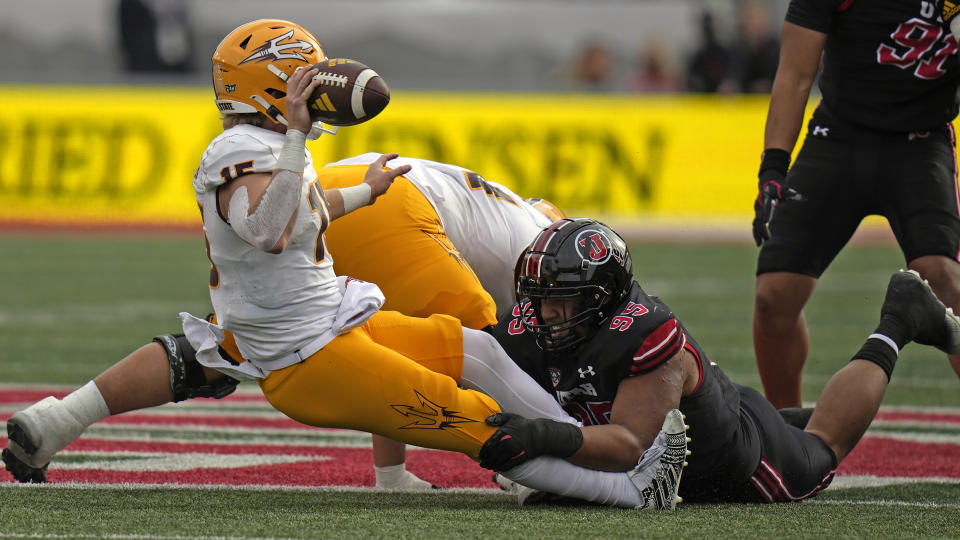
[391,390,479,430]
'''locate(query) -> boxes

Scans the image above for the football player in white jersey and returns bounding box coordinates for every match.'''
[0,152,567,491]
[317,153,566,489]
[321,153,564,323]
[3,19,685,509]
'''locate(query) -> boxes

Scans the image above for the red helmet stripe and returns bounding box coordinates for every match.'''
[532,219,570,252]
[525,253,542,277]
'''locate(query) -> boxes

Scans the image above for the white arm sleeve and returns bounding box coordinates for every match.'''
[227,169,302,251]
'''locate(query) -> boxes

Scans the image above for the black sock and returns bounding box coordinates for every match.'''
[874,314,912,349]
[850,314,908,381]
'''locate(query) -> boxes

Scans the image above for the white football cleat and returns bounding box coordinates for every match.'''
[628,408,689,510]
[4,396,89,480]
[375,468,441,491]
[492,473,551,506]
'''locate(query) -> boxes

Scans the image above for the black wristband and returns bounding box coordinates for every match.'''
[530,418,584,458]
[759,148,791,177]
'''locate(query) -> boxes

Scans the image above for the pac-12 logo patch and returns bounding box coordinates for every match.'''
[549,368,562,388]
[575,229,613,264]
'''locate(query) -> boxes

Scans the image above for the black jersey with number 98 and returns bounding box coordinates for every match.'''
[788,0,960,131]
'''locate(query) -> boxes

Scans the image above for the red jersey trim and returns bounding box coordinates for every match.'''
[749,458,836,502]
[631,318,686,374]
[685,341,704,393]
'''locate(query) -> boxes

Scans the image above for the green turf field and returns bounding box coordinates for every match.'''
[1,232,958,539]
[2,233,953,404]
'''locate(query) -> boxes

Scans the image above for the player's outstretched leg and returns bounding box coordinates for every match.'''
[883,270,960,354]
[628,408,690,510]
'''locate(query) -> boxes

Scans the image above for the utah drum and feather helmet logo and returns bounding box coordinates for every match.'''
[575,229,614,264]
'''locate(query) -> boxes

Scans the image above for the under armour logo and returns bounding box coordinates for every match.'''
[578,366,596,378]
[813,125,830,137]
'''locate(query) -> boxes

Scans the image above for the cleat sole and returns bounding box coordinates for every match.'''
[2,447,47,484]
[7,420,38,455]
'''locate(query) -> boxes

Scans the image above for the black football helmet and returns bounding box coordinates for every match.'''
[515,218,633,353]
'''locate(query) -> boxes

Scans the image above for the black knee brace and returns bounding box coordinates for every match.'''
[153,334,239,402]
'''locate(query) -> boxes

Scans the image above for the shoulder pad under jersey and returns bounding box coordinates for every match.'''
[194,127,288,193]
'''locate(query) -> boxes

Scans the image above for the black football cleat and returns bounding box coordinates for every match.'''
[881,270,960,354]
[3,418,48,483]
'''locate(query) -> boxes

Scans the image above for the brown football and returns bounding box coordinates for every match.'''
[307,58,390,126]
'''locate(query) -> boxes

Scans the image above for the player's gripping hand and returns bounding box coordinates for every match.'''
[477,413,583,471]
[285,65,321,134]
[752,148,804,247]
[940,0,960,36]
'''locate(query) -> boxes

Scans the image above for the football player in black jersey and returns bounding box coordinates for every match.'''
[479,218,960,503]
[751,0,960,410]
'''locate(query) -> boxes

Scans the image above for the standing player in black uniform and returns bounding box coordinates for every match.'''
[751,0,960,410]
[478,218,960,503]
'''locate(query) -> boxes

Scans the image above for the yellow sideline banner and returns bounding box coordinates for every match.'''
[0,86,785,227]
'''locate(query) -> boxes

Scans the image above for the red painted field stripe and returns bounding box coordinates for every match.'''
[1,437,351,455]
[0,438,493,488]
[839,437,960,478]
[874,411,960,424]
[0,412,316,430]
[0,388,270,404]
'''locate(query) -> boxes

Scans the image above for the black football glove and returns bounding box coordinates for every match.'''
[477,413,583,471]
[751,149,804,247]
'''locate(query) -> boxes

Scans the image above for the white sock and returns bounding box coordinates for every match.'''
[374,464,435,490]
[62,381,111,427]
[501,457,641,508]
[460,330,643,507]
[460,328,578,424]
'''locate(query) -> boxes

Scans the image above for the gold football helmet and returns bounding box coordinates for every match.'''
[212,19,330,132]
[526,198,567,222]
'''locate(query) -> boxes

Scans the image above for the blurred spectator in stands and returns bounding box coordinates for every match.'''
[731,0,779,93]
[566,39,616,91]
[117,0,195,73]
[685,10,734,93]
[625,38,681,93]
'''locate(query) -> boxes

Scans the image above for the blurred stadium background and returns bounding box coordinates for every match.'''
[0,0,780,89]
[0,0,853,242]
